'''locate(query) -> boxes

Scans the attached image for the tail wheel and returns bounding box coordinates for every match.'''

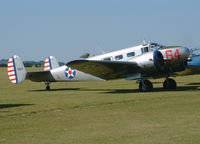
[45,82,51,91]
[139,80,153,92]
[46,85,50,91]
[163,78,177,90]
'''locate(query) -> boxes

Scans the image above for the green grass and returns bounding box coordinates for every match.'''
[1,67,200,144]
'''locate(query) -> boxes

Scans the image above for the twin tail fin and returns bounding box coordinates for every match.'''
[8,55,27,84]
[8,55,59,84]
[44,56,59,71]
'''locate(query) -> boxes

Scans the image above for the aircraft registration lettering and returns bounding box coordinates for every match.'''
[174,49,181,59]
[165,49,181,60]
[166,50,173,60]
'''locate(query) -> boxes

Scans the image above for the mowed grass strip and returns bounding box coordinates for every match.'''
[0,67,200,144]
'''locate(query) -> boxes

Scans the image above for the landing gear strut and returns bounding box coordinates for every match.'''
[163,78,177,90]
[45,82,51,91]
[139,80,153,92]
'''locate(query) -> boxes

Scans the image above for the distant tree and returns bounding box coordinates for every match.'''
[24,63,33,67]
[0,64,7,67]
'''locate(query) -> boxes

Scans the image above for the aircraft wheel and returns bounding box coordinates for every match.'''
[163,78,177,90]
[45,82,51,91]
[139,80,153,92]
[46,85,50,91]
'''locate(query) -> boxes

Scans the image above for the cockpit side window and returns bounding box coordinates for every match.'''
[141,47,149,53]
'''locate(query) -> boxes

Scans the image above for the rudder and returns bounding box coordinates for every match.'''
[8,55,27,84]
[44,56,59,71]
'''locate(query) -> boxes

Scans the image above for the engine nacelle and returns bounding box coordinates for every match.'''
[130,47,190,77]
[160,47,190,72]
[130,50,165,77]
[165,61,188,72]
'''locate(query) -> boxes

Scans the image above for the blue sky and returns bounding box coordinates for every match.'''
[1,0,200,62]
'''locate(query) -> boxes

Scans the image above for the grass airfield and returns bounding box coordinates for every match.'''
[1,67,200,144]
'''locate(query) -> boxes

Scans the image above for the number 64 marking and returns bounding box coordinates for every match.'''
[165,49,181,60]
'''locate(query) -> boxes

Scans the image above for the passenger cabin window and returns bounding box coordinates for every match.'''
[127,52,135,58]
[103,57,111,61]
[141,47,149,54]
[115,55,123,60]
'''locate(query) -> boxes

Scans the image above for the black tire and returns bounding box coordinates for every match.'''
[163,78,177,90]
[46,85,50,91]
[139,80,153,92]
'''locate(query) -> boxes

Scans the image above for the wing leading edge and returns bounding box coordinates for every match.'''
[67,60,140,80]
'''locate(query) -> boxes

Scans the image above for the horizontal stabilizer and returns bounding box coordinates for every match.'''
[26,71,55,82]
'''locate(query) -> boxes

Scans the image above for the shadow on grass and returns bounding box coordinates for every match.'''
[29,85,199,94]
[186,82,200,85]
[0,104,34,109]
[29,88,80,92]
[104,85,200,94]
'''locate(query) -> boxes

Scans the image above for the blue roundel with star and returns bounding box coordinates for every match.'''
[65,67,76,79]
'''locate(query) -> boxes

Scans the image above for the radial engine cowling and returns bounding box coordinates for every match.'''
[130,50,165,77]
[160,47,190,72]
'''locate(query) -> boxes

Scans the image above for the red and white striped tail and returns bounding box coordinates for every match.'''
[44,57,52,71]
[44,56,59,71]
[7,55,26,84]
[8,57,18,84]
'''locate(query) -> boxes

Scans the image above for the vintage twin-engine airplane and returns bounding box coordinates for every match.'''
[67,42,192,91]
[8,42,196,91]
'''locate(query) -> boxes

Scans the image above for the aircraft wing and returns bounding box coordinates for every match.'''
[26,71,55,82]
[67,60,140,80]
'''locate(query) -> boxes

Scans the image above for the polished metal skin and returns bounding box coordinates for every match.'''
[67,45,191,91]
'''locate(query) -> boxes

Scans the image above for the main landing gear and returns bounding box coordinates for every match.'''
[163,78,177,90]
[139,80,153,92]
[45,82,51,91]
[138,77,177,92]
